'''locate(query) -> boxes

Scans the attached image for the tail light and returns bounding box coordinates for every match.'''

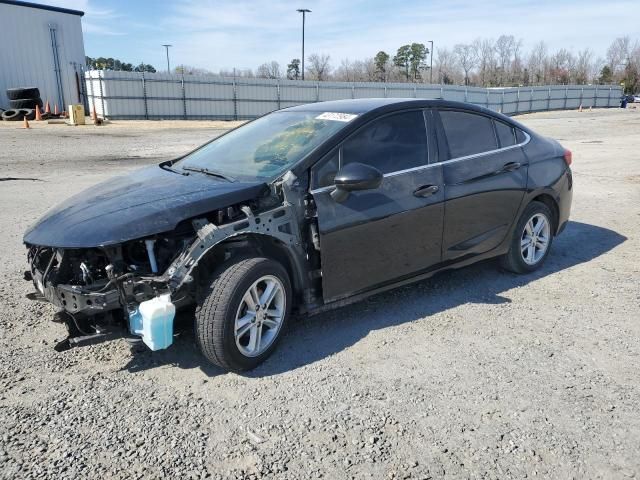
[563,149,572,166]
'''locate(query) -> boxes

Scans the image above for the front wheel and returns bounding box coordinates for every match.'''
[500,201,554,273]
[195,257,291,371]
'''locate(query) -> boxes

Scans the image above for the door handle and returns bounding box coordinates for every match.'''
[413,185,439,197]
[501,162,521,172]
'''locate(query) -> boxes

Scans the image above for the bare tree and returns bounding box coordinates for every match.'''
[573,49,593,84]
[474,38,495,86]
[334,58,357,82]
[607,36,631,75]
[549,49,575,85]
[256,61,281,79]
[434,47,460,84]
[306,53,332,81]
[453,43,478,85]
[495,35,517,84]
[528,41,548,85]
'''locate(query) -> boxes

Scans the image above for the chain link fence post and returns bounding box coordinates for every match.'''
[88,69,96,117]
[181,72,187,120]
[276,79,281,110]
[232,75,238,121]
[141,71,148,120]
[98,70,106,119]
[530,88,533,112]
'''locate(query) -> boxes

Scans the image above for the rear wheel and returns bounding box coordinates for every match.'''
[500,201,554,273]
[195,257,291,371]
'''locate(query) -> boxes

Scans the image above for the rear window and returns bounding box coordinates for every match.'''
[495,120,516,148]
[439,110,497,159]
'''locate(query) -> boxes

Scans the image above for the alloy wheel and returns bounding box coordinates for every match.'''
[520,213,551,265]
[234,275,286,357]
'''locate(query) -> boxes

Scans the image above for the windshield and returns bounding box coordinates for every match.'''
[178,111,355,181]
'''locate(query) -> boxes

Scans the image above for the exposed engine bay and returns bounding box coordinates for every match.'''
[25,174,320,352]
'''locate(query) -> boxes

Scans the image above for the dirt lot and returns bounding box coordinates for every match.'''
[0,108,639,479]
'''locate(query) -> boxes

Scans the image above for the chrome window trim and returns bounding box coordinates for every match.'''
[308,131,531,195]
[437,130,530,166]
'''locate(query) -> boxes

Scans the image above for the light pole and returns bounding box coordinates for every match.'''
[297,9,311,80]
[428,40,434,84]
[162,44,172,74]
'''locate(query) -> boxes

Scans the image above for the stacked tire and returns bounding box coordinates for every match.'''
[2,87,43,121]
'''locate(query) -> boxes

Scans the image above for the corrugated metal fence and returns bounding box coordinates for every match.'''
[85,70,623,120]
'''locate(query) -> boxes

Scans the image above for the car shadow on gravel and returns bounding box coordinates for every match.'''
[121,220,625,377]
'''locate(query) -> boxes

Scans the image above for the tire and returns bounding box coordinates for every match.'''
[500,201,554,273]
[9,98,43,109]
[21,108,35,121]
[1,109,25,121]
[6,87,40,100]
[195,257,292,371]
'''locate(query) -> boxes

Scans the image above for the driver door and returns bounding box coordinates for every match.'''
[310,110,445,303]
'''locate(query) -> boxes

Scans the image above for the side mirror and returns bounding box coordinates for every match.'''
[330,162,383,202]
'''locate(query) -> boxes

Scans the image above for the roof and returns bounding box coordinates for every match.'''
[282,98,492,115]
[0,0,84,16]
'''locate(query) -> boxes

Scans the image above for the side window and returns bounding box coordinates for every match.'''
[341,110,428,174]
[313,149,339,188]
[515,128,527,144]
[495,120,516,148]
[439,110,497,159]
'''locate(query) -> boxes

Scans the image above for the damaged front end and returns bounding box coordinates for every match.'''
[25,227,192,351]
[24,176,308,353]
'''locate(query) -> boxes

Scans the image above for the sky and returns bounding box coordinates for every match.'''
[46,0,640,72]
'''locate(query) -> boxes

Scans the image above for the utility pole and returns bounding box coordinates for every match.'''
[162,44,172,74]
[428,40,434,84]
[297,9,311,80]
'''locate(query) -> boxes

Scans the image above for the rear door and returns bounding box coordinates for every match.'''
[435,109,528,260]
[310,109,444,302]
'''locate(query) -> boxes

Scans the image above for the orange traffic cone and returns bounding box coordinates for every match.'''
[34,104,42,121]
[23,115,30,129]
[44,100,51,114]
[54,104,59,115]
[91,107,98,124]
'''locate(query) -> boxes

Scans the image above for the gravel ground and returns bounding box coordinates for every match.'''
[0,109,638,479]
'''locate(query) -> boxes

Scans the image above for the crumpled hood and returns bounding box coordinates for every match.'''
[24,164,268,248]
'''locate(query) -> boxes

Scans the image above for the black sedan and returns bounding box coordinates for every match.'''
[24,99,573,371]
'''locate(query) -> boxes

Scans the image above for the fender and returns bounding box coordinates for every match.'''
[164,204,304,292]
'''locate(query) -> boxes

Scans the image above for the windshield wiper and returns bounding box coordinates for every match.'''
[182,166,236,182]
[159,161,189,176]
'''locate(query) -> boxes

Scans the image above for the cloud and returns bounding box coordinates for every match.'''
[44,0,125,35]
[34,0,640,71]
[158,0,640,71]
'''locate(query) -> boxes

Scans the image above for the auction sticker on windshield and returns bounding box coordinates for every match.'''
[316,112,358,122]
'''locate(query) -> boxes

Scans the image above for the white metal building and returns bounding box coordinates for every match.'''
[0,0,86,110]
